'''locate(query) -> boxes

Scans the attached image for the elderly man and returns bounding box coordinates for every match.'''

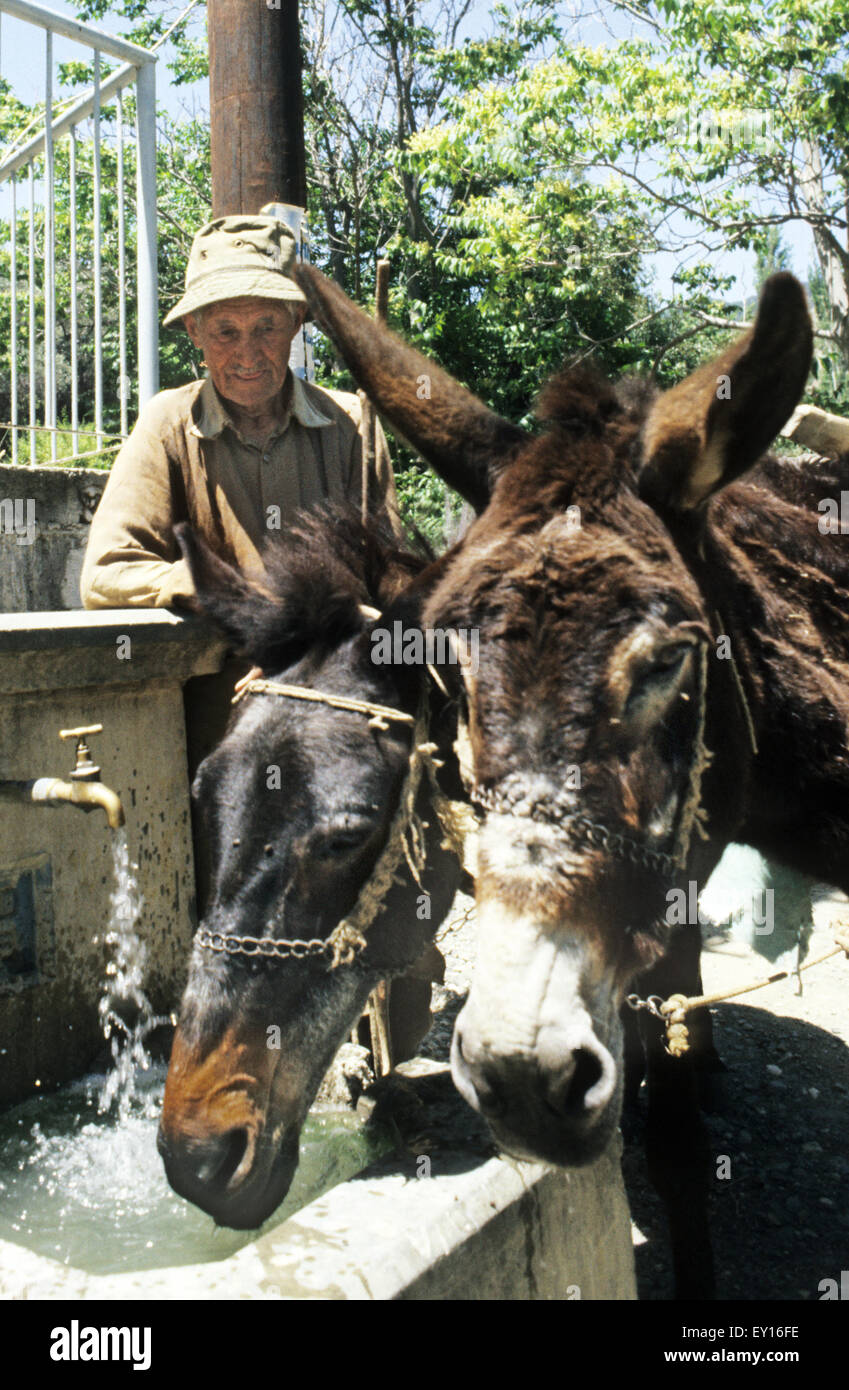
[81,214,398,609]
[80,211,402,861]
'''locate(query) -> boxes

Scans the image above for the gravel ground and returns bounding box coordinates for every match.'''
[410,885,849,1302]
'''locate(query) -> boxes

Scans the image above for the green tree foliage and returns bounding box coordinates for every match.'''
[298,1,713,533]
[599,2,849,358]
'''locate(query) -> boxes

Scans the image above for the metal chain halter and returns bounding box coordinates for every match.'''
[194,928,335,963]
[468,782,684,877]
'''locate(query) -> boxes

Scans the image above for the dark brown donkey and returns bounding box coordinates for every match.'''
[158,509,467,1229]
[295,264,849,1296]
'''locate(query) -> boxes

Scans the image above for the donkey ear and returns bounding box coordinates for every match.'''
[294,263,528,513]
[637,273,813,512]
[175,524,283,658]
[176,524,364,669]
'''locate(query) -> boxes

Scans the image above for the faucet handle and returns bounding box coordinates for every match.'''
[59,724,104,781]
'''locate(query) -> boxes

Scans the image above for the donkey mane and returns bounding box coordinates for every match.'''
[534,363,624,435]
[261,503,431,625]
[178,505,432,671]
[424,355,849,654]
[475,363,662,531]
[531,363,849,575]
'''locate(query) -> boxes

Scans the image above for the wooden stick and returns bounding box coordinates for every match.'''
[362,257,395,1067]
[360,393,375,525]
[781,403,849,455]
[368,981,394,1078]
[375,258,390,322]
[359,259,391,524]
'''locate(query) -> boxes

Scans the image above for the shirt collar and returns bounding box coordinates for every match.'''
[191,373,334,441]
[291,373,335,428]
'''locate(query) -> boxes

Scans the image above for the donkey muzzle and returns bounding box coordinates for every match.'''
[450,906,623,1165]
[158,1023,301,1228]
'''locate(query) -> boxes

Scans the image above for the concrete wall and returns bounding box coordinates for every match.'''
[0,611,227,1104]
[0,463,106,612]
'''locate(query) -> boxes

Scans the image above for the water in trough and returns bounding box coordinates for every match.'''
[0,832,389,1275]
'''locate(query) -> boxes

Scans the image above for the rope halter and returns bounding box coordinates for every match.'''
[231,677,416,732]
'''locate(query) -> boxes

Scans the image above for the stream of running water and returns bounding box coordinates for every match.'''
[97,829,170,1119]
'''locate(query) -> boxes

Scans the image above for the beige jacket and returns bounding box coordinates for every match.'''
[80,374,399,609]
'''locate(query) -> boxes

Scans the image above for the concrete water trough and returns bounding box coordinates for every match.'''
[0,609,225,1105]
[0,1106,635,1300]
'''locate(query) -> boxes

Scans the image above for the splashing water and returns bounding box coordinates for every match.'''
[97,830,169,1119]
[0,1067,390,1273]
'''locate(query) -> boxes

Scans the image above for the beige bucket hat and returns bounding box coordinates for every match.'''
[163,215,308,326]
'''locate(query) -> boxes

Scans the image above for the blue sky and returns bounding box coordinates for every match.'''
[0,0,206,114]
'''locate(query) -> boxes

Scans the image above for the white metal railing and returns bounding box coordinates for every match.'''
[0,0,158,465]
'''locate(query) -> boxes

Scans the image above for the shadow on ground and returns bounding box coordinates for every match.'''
[621,1001,849,1300]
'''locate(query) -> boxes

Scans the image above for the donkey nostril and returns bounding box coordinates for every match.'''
[475,1063,508,1119]
[546,1047,604,1118]
[195,1128,249,1189]
[572,1046,603,1104]
[453,1028,508,1118]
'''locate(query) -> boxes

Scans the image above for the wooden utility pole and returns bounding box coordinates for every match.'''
[208,0,306,216]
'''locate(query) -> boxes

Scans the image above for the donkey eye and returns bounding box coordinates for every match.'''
[313,819,376,861]
[626,644,692,710]
[651,643,692,672]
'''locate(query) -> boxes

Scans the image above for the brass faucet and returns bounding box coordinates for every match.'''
[0,725,126,830]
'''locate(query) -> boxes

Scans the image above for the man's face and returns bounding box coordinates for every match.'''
[184,297,305,412]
